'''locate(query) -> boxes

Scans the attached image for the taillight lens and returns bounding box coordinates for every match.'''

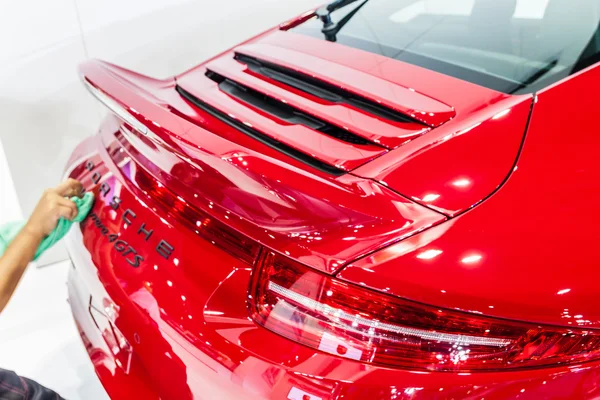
[250,251,600,371]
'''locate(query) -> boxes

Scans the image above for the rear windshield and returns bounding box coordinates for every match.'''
[291,0,600,94]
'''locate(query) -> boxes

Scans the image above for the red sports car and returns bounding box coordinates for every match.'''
[64,0,600,398]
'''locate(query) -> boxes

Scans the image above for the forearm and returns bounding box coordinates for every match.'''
[0,226,43,313]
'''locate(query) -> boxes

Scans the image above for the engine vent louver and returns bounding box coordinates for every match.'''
[205,70,377,147]
[175,84,345,176]
[234,53,425,126]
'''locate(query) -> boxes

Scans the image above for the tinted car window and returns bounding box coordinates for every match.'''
[291,0,600,93]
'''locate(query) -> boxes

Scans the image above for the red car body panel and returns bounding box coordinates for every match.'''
[77,59,444,274]
[177,63,390,172]
[340,62,600,328]
[63,9,600,400]
[221,30,533,216]
[353,96,532,216]
[199,54,430,150]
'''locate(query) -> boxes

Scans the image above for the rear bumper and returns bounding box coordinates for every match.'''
[65,248,335,400]
[67,263,260,400]
[66,229,600,400]
[67,263,158,400]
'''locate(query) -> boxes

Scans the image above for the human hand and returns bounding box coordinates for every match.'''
[23,179,84,239]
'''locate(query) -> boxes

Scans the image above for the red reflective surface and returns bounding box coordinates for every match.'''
[177,66,388,172]
[201,55,429,150]
[232,30,533,215]
[354,96,533,216]
[340,63,600,328]
[79,59,443,274]
[64,11,600,400]
[229,33,457,128]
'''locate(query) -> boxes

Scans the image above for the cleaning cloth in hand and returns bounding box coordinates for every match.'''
[0,192,95,260]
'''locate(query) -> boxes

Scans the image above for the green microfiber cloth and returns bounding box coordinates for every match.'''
[0,192,95,260]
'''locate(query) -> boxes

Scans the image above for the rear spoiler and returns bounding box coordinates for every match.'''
[78,59,445,274]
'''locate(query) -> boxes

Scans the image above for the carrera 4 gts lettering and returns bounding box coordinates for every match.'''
[89,212,144,267]
[85,160,175,268]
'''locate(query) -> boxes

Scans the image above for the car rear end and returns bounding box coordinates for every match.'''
[64,2,600,399]
[63,56,445,399]
[64,130,600,400]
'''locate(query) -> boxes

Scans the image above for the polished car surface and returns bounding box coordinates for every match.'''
[65,0,600,398]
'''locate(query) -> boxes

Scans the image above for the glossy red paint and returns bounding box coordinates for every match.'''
[79,59,443,274]
[199,55,429,149]
[177,65,388,172]
[229,41,457,128]
[340,61,600,329]
[353,96,533,216]
[236,30,534,215]
[64,12,600,400]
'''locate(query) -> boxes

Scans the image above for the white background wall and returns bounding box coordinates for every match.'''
[0,0,321,265]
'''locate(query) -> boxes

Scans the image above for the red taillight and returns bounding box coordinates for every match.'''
[250,251,600,371]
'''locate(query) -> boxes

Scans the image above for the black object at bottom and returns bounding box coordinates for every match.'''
[0,368,64,400]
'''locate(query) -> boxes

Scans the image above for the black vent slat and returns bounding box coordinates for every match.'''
[207,71,325,131]
[260,66,342,103]
[234,53,424,125]
[205,70,378,147]
[175,85,345,176]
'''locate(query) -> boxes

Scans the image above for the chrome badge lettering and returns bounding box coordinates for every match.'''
[84,159,176,268]
[89,212,144,267]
